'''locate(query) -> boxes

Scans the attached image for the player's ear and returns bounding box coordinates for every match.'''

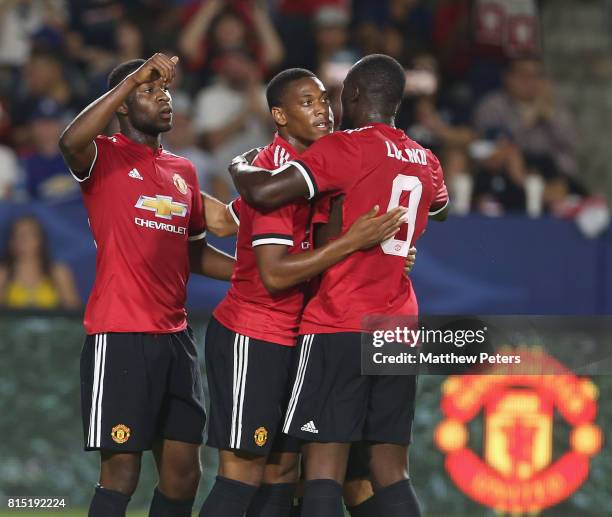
[116,101,129,116]
[271,107,287,127]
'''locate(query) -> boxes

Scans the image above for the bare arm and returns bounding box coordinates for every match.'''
[59,53,178,175]
[252,3,285,69]
[51,263,81,309]
[229,158,310,210]
[202,192,238,237]
[255,206,404,293]
[178,0,223,64]
[189,239,235,281]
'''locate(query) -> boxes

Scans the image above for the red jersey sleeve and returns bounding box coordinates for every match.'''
[187,163,206,240]
[251,205,296,248]
[250,144,297,244]
[427,149,449,215]
[69,135,114,191]
[289,132,361,199]
[228,197,241,225]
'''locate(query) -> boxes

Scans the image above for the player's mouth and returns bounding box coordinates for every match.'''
[159,106,173,120]
[313,119,331,132]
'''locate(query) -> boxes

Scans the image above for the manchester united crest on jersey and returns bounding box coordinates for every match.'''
[173,173,188,194]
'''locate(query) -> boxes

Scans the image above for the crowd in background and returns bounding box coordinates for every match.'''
[0,0,603,309]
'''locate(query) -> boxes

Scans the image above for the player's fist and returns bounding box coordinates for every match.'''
[129,53,179,87]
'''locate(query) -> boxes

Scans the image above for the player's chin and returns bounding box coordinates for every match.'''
[158,121,173,133]
[308,127,331,141]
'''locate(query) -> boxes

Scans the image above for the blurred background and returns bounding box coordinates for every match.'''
[0,0,611,515]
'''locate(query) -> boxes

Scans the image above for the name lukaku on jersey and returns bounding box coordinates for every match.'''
[134,194,188,235]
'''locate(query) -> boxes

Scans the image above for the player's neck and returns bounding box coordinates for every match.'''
[354,113,395,128]
[121,125,162,152]
[279,130,308,154]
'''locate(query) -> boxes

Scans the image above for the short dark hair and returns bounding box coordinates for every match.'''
[107,59,145,90]
[346,54,406,116]
[266,68,316,110]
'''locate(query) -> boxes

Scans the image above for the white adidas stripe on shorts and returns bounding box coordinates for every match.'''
[87,333,108,448]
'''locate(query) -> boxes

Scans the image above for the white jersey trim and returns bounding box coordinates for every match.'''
[252,237,294,247]
[69,140,99,183]
[188,230,207,241]
[228,201,240,226]
[429,198,449,216]
[286,161,315,200]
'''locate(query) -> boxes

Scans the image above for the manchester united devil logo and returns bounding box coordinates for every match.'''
[111,424,131,444]
[254,427,268,447]
[434,347,602,514]
[173,173,188,195]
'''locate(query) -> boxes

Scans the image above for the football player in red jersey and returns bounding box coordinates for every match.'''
[229,54,449,517]
[59,54,235,517]
[200,68,407,517]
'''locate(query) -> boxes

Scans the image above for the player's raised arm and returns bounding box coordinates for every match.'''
[228,155,311,211]
[255,205,405,293]
[59,53,178,176]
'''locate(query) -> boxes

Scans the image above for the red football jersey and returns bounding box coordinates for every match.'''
[73,133,206,334]
[214,135,312,346]
[291,123,448,334]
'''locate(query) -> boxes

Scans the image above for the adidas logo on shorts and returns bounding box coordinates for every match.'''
[301,420,319,433]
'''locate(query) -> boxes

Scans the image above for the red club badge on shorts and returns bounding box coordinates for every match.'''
[111,424,131,444]
[173,173,188,195]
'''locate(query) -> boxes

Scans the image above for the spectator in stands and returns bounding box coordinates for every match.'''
[163,96,230,201]
[0,215,80,309]
[65,0,124,76]
[21,99,79,203]
[0,144,21,200]
[0,0,67,72]
[193,48,272,172]
[314,6,358,74]
[432,0,540,100]
[11,50,79,147]
[314,6,359,122]
[179,0,284,87]
[400,54,476,215]
[473,57,581,214]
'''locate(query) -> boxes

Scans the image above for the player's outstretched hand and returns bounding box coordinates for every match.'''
[346,205,405,251]
[129,53,179,87]
[404,247,417,275]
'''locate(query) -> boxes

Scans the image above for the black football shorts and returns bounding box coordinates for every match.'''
[282,332,417,445]
[80,327,206,452]
[205,316,301,456]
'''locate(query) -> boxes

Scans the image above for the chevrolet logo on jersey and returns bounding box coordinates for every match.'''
[135,195,188,220]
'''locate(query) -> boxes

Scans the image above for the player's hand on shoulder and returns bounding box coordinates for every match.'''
[345,205,405,251]
[129,53,179,87]
[404,247,417,276]
[229,147,264,173]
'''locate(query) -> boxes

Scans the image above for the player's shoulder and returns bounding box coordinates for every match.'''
[161,149,197,171]
[94,133,122,151]
[255,135,296,168]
